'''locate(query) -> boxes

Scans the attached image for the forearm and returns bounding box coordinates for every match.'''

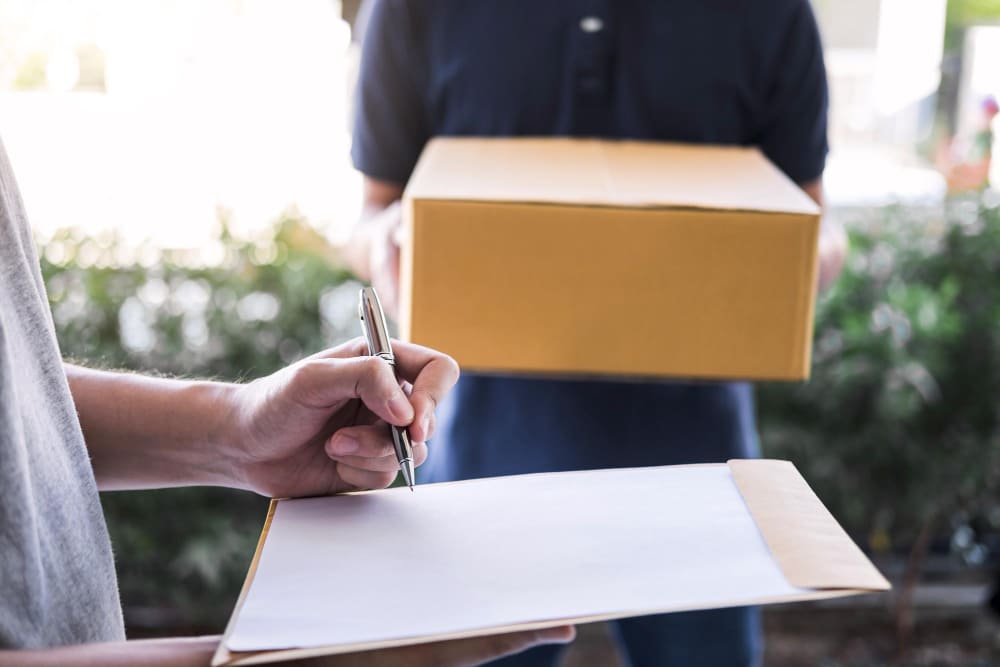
[66,364,239,491]
[0,636,218,667]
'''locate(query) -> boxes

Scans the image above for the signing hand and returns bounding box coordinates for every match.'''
[224,337,457,498]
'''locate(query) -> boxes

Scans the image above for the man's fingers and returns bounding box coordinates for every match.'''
[424,411,436,442]
[326,426,430,465]
[335,462,398,491]
[401,626,577,666]
[309,337,369,361]
[390,340,458,384]
[536,626,576,643]
[328,441,429,473]
[304,339,458,439]
[314,627,576,667]
[326,424,396,459]
[392,341,459,441]
[291,357,414,426]
[314,338,458,384]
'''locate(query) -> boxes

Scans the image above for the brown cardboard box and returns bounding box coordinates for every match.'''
[400,137,821,381]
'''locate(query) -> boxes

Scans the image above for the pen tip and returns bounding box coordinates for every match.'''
[400,459,416,492]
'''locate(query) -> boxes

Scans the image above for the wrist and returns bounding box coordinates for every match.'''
[206,380,253,489]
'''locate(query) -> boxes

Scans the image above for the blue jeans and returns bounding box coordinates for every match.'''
[488,608,762,667]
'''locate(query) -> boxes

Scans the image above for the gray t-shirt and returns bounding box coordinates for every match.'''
[0,136,125,647]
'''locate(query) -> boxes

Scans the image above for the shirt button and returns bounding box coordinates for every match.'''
[580,16,604,33]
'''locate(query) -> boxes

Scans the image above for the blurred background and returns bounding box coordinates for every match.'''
[1,1,998,665]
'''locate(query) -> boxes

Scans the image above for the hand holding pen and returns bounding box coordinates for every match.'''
[211,328,456,499]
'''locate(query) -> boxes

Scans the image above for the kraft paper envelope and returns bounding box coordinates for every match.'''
[212,459,889,666]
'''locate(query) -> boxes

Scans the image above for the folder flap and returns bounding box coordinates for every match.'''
[728,459,891,591]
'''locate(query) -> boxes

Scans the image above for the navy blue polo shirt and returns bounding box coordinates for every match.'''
[352,0,828,481]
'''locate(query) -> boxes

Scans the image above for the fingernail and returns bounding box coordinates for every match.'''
[387,393,414,422]
[330,435,359,456]
[421,416,431,438]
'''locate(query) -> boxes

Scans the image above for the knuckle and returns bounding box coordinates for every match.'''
[431,350,459,379]
[359,356,383,375]
[354,357,387,395]
[287,359,317,387]
[411,387,437,411]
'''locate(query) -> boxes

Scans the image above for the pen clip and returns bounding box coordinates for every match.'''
[358,287,394,362]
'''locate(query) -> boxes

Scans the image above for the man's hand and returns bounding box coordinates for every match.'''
[364,201,404,319]
[306,626,576,667]
[344,178,406,320]
[223,337,457,497]
[0,626,575,667]
[72,339,457,495]
[800,178,846,292]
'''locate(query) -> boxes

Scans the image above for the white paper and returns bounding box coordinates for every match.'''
[228,464,805,652]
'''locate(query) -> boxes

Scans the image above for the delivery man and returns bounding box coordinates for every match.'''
[345,2,847,665]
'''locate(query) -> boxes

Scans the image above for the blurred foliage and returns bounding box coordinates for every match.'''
[41,212,361,633]
[945,0,1000,49]
[12,51,46,89]
[947,0,1000,26]
[41,194,1000,633]
[759,192,1000,560]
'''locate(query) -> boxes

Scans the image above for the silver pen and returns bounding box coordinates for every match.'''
[358,287,416,491]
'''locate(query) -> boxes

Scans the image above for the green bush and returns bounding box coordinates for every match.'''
[758,193,1000,558]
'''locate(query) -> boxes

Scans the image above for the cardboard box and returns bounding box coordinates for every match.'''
[400,137,821,381]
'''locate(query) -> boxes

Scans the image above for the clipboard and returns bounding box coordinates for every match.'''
[212,459,890,666]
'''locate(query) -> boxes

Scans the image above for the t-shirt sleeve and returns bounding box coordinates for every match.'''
[350,0,430,185]
[756,0,829,185]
